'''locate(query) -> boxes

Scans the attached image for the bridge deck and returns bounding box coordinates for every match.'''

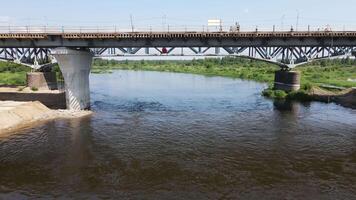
[1,31,356,39]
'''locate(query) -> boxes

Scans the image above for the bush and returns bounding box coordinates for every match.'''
[274,90,288,99]
[31,87,38,91]
[287,90,312,101]
[301,83,313,91]
[262,88,287,99]
[17,86,26,91]
[262,88,274,97]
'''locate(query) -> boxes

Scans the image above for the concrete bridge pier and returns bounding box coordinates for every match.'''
[274,70,301,92]
[52,48,93,110]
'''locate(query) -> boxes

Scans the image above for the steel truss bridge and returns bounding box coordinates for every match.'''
[1,28,356,69]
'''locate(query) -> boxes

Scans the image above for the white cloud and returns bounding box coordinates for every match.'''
[244,8,249,14]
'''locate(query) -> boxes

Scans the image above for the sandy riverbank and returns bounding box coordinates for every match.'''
[0,101,92,135]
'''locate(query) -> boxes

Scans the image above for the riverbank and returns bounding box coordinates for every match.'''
[310,87,356,109]
[1,58,355,109]
[92,57,356,88]
[1,58,355,88]
[91,58,356,108]
[263,86,356,109]
[0,101,92,135]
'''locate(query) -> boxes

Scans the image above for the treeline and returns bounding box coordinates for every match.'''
[93,56,356,68]
[93,57,275,68]
[305,57,356,67]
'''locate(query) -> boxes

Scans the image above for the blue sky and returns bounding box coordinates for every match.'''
[1,0,355,31]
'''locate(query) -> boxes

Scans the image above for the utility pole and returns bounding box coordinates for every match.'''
[162,14,167,32]
[130,14,134,32]
[296,10,300,31]
[219,19,223,32]
[281,14,285,31]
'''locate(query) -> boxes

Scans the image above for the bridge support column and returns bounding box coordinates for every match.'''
[274,70,301,92]
[52,48,93,110]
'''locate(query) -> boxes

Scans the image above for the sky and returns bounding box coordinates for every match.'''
[0,0,355,31]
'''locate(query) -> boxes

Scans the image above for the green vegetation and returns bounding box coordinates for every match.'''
[0,62,63,86]
[30,86,38,91]
[93,57,280,83]
[287,90,313,101]
[92,57,356,102]
[262,88,312,101]
[17,86,26,91]
[0,62,30,85]
[0,72,28,85]
[0,57,355,97]
[91,68,113,74]
[299,58,356,88]
[262,89,288,99]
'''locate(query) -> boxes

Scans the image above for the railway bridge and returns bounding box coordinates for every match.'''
[1,27,356,110]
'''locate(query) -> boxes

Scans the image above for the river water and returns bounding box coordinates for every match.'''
[1,70,356,199]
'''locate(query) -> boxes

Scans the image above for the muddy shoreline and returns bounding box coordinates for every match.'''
[310,88,356,109]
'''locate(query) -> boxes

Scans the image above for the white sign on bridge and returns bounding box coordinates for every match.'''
[208,19,222,26]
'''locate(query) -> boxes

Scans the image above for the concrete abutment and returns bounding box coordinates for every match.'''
[52,48,93,110]
[26,72,58,90]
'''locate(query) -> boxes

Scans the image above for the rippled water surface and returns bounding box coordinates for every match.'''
[1,70,356,199]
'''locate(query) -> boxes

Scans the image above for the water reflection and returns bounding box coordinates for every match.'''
[0,70,356,199]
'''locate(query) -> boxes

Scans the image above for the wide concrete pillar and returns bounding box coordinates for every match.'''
[274,70,301,92]
[52,48,93,110]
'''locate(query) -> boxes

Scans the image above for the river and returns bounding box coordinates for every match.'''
[1,70,356,199]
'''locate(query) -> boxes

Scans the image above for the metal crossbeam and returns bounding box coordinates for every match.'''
[90,46,355,68]
[0,46,355,69]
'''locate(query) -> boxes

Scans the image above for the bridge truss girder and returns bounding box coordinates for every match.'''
[92,46,356,68]
[0,47,53,69]
[0,46,355,70]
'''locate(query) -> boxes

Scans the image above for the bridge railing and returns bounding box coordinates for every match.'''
[1,25,356,34]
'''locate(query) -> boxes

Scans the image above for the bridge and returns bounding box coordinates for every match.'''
[1,26,356,110]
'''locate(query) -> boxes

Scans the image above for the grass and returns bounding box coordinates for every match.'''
[93,57,280,83]
[299,65,356,88]
[0,61,30,86]
[262,89,288,99]
[91,68,113,74]
[262,88,313,101]
[0,72,28,85]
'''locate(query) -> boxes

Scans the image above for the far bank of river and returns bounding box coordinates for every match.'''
[1,57,356,108]
[91,58,356,109]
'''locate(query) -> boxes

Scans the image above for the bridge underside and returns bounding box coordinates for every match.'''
[0,46,355,70]
[0,31,356,69]
[1,31,355,110]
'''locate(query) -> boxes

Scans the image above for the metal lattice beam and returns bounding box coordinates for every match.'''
[0,46,355,69]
